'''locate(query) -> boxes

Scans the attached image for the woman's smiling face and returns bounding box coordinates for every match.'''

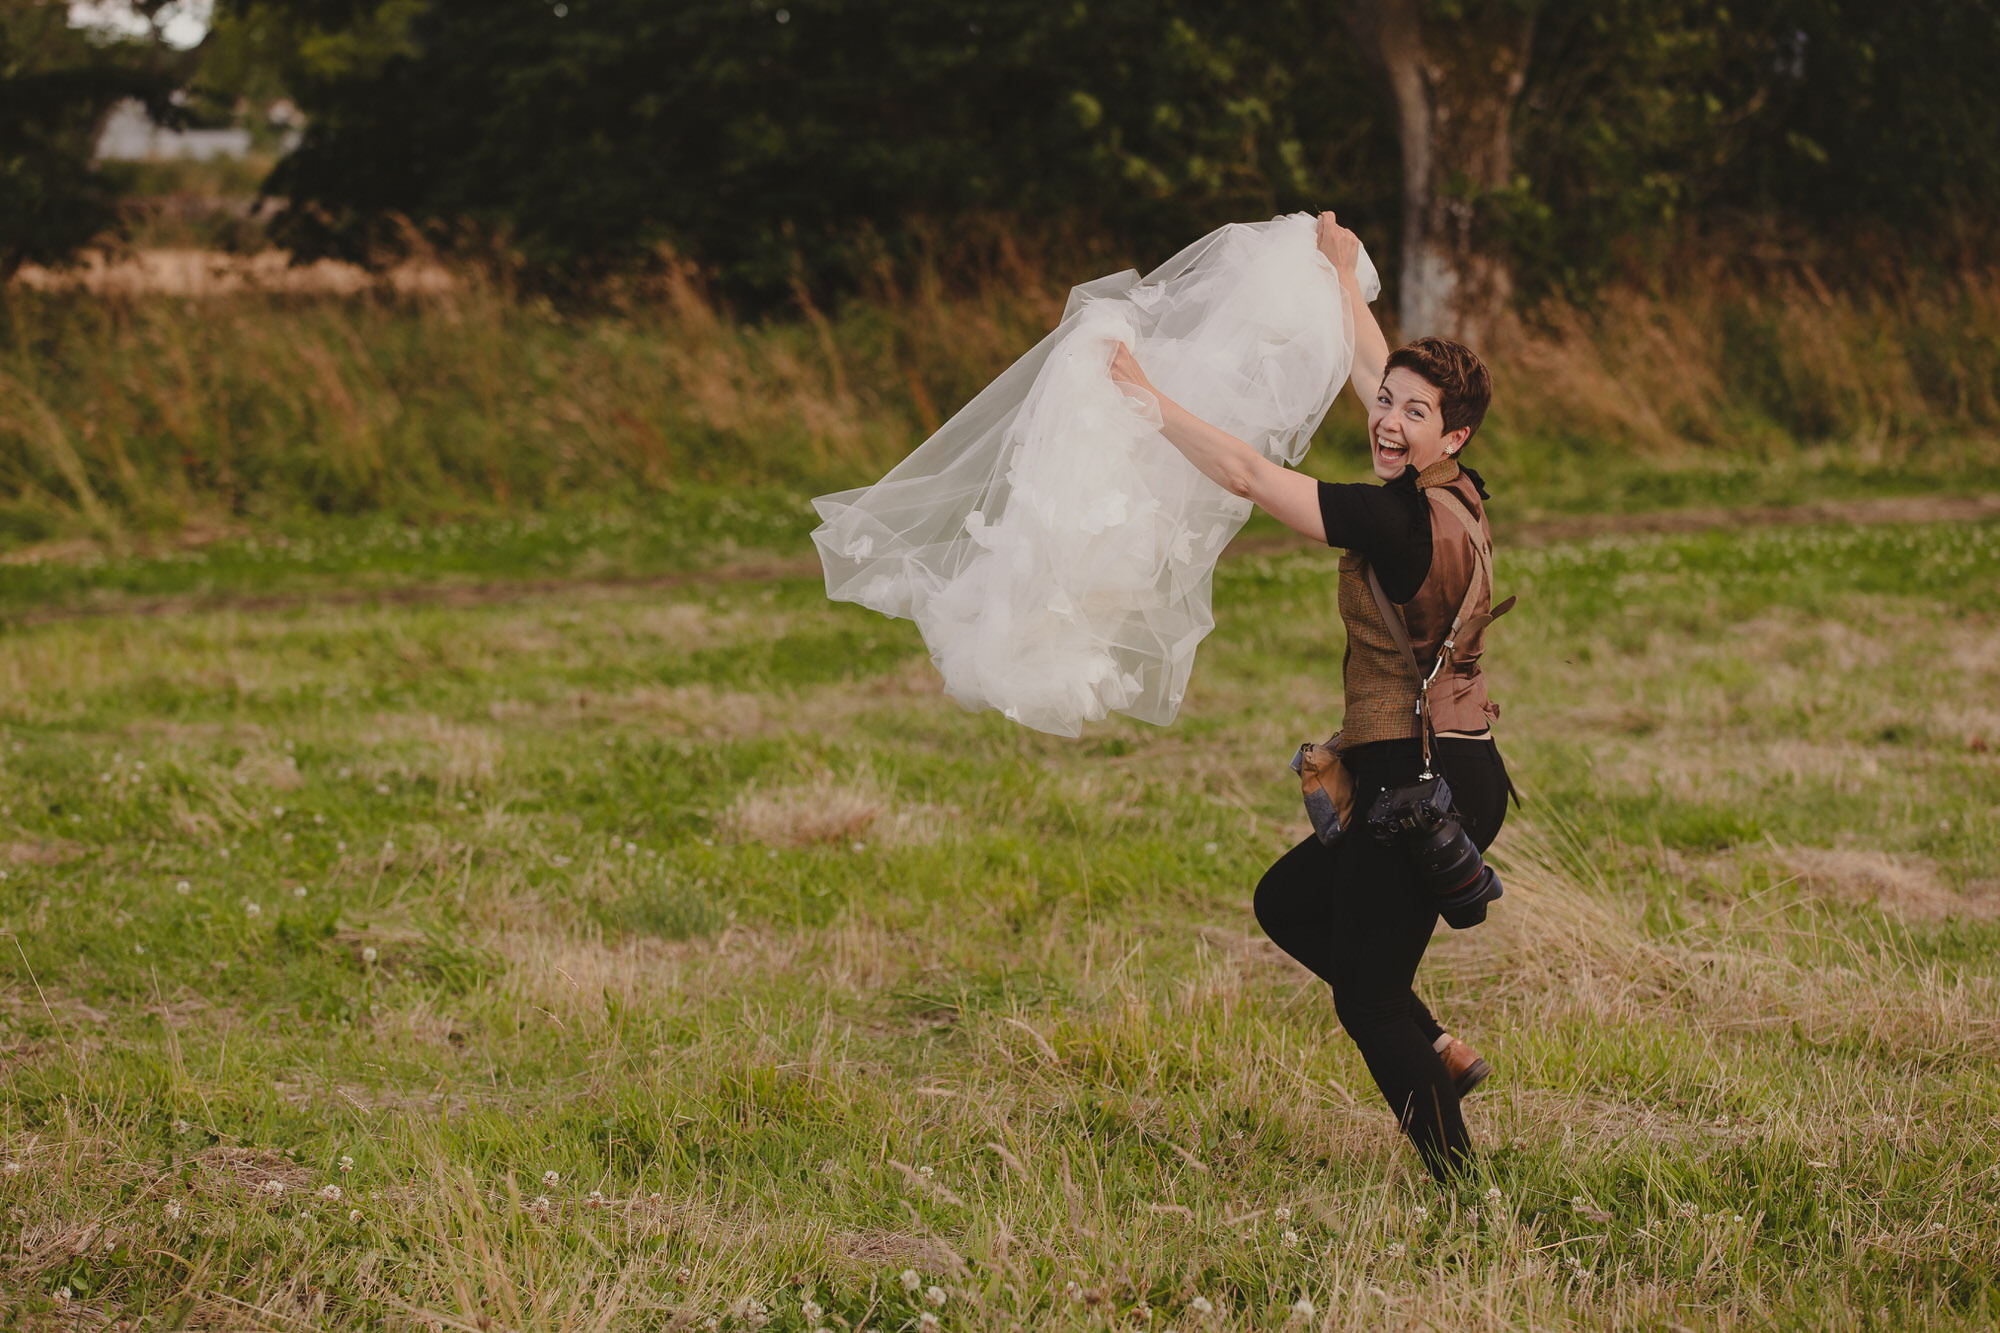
[1367,366,1471,480]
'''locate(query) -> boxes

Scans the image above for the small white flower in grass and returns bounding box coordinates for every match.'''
[1134,1303,1152,1322]
[1485,1186,1502,1203]
[1571,1195,1587,1209]
[339,1156,354,1172]
[165,1200,182,1219]
[1273,1205,1291,1223]
[1732,1214,1744,1224]
[283,833,294,843]
[273,806,285,818]
[336,841,347,852]
[293,886,306,898]
[1291,1297,1315,1319]
[918,1315,939,1333]
[925,1285,947,1307]
[176,880,191,895]
[587,1189,605,1207]
[219,848,230,859]
[1282,1229,1300,1248]
[134,943,145,955]
[172,1119,191,1134]
[900,1270,921,1293]
[701,1320,719,1333]
[361,946,378,963]
[55,1288,70,1304]
[101,772,111,783]
[375,785,390,795]
[1189,1296,1214,1316]
[261,1180,285,1196]
[1385,1242,1405,1258]
[1203,841,1218,855]
[313,813,324,824]
[349,1208,361,1222]
[1064,1281,1083,1303]
[319,1184,342,1202]
[543,1170,561,1187]
[244,901,261,917]
[917,1164,934,1178]
[625,842,637,855]
[850,841,866,853]
[801,1300,823,1322]
[1411,1205,1428,1220]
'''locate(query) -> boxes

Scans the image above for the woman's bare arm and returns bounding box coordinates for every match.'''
[1108,343,1325,543]
[1316,212,1389,402]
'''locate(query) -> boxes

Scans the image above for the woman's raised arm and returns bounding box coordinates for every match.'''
[1108,343,1326,544]
[1316,212,1389,403]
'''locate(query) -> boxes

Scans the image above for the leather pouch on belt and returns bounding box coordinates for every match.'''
[1290,731,1356,845]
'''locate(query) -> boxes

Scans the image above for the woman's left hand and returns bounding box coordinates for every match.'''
[1108,341,1155,398]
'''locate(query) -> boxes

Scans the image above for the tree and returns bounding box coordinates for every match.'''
[1334,0,1536,343]
[0,0,185,282]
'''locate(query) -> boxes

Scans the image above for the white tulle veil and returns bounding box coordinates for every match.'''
[811,212,1380,737]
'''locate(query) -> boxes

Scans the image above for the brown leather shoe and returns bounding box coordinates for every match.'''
[1434,1033,1492,1098]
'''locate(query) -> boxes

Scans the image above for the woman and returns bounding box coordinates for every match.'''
[1108,212,1510,1183]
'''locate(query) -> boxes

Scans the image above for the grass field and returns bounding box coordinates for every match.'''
[0,487,1996,1330]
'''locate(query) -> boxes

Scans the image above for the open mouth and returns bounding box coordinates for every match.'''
[1373,433,1409,465]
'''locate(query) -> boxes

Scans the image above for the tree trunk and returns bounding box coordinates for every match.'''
[1337,0,1536,346]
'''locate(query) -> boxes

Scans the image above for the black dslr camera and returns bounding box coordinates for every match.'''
[1365,773,1503,929]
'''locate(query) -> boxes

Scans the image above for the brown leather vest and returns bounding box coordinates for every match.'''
[1336,457,1499,746]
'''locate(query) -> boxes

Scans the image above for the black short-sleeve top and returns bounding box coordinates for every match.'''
[1316,464,1491,604]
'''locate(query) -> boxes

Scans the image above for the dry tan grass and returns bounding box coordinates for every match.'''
[721,766,948,850]
[1779,847,2000,921]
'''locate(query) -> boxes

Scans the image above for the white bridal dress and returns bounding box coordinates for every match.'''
[810,212,1380,737]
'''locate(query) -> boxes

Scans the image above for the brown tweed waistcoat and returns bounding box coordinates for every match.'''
[1336,457,1500,746]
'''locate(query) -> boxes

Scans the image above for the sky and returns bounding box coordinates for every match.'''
[68,0,214,50]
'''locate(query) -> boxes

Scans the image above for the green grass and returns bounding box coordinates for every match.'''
[0,503,1995,1329]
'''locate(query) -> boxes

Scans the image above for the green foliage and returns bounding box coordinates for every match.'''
[235,0,1398,297]
[1508,0,2000,300]
[0,0,186,279]
[222,0,2000,306]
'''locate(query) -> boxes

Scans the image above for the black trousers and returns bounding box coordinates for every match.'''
[1253,736,1512,1181]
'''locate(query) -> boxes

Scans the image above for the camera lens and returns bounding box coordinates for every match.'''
[1408,818,1503,926]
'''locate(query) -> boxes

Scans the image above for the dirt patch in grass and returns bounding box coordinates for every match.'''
[1780,847,2000,921]
[0,839,85,866]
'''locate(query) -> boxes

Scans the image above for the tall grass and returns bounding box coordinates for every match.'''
[4,245,1999,547]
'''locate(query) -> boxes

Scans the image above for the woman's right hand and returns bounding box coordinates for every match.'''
[1316,211,1361,280]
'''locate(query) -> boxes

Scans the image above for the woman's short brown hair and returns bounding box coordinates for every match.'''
[1384,336,1491,444]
